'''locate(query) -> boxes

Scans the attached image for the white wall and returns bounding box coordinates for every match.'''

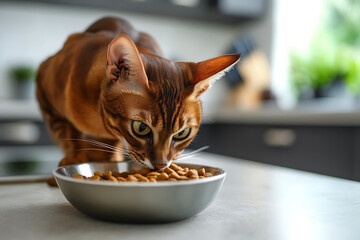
[0,1,273,112]
[271,0,324,109]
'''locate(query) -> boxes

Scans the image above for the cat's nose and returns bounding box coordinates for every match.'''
[154,164,167,169]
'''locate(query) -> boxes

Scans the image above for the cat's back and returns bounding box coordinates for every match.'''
[37,17,163,137]
[37,30,114,117]
[37,18,161,139]
[37,17,160,118]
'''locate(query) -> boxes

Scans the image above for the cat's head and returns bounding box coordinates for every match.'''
[101,34,240,169]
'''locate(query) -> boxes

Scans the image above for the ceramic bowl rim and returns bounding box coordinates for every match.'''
[53,162,226,188]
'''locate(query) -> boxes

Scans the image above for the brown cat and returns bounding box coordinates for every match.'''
[36,17,240,180]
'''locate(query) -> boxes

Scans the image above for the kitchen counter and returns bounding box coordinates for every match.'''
[205,107,360,126]
[2,98,360,126]
[1,152,360,240]
[203,98,360,126]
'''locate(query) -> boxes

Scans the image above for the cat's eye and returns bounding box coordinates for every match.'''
[132,121,151,137]
[173,128,191,141]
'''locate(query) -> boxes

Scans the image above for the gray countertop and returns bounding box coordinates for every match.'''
[204,107,360,126]
[2,98,360,126]
[1,152,360,240]
[203,98,360,126]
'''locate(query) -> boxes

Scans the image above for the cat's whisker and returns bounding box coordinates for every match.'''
[83,138,127,152]
[129,152,136,160]
[176,146,209,160]
[77,138,126,152]
[60,138,116,150]
[75,148,123,154]
[60,138,127,153]
[76,148,132,158]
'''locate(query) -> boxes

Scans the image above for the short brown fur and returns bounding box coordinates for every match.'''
[36,17,240,185]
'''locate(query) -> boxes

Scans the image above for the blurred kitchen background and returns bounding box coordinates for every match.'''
[1,0,360,181]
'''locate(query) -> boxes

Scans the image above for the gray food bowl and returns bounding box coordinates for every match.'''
[53,161,226,223]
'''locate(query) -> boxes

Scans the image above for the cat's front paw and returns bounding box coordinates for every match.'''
[47,177,58,187]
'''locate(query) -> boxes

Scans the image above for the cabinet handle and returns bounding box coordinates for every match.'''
[263,129,296,147]
[0,122,40,143]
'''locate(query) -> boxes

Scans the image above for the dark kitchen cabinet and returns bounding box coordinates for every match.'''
[189,123,359,181]
[353,128,360,181]
[0,120,54,147]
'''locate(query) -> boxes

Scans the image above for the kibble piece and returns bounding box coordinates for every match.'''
[147,172,161,177]
[198,168,206,176]
[107,176,118,182]
[204,173,213,177]
[116,177,127,182]
[119,172,129,178]
[134,174,150,182]
[169,164,182,171]
[149,176,158,181]
[88,175,101,181]
[157,172,169,181]
[73,174,85,179]
[169,172,180,179]
[168,178,177,181]
[147,175,157,180]
[93,171,103,177]
[149,178,157,182]
[112,171,121,178]
[169,172,188,181]
[186,169,198,178]
[127,175,138,182]
[136,168,151,176]
[103,171,113,179]
[176,170,187,176]
[164,167,176,175]
[141,178,150,182]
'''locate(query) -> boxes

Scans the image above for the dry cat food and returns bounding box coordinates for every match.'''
[72,164,214,182]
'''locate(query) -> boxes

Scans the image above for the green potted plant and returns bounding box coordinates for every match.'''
[9,66,36,99]
[290,0,360,99]
[290,38,360,98]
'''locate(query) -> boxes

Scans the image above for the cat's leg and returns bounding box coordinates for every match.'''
[37,92,124,185]
[44,118,89,186]
[40,111,125,185]
[37,93,89,186]
[45,123,124,185]
[48,124,86,186]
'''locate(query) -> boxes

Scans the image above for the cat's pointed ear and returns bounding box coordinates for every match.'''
[187,54,241,98]
[106,33,148,91]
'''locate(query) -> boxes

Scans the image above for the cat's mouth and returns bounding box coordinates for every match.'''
[153,163,168,169]
[128,151,173,170]
[151,160,173,170]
